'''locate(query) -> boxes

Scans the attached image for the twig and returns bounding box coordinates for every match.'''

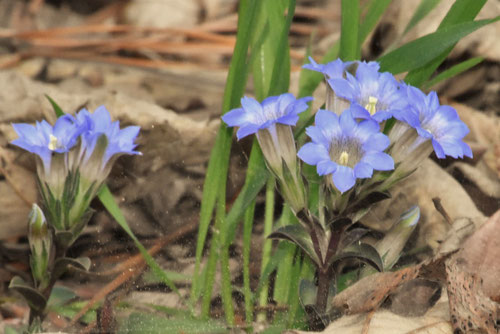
[361,309,376,334]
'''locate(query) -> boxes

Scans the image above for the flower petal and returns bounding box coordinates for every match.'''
[222,108,248,127]
[363,133,390,152]
[354,162,373,178]
[332,166,356,193]
[317,160,337,176]
[328,78,356,100]
[297,142,330,165]
[361,152,394,171]
[236,124,260,140]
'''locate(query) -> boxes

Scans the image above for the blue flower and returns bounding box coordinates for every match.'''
[328,62,407,122]
[298,109,394,193]
[11,115,83,174]
[76,106,141,172]
[395,86,472,159]
[222,94,313,140]
[303,57,354,79]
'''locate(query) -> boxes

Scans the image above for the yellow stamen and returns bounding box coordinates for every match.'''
[364,96,378,115]
[48,134,58,151]
[339,151,349,166]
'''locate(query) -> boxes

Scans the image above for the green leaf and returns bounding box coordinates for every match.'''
[9,276,47,312]
[97,186,181,298]
[327,243,383,272]
[359,0,393,43]
[45,94,65,118]
[268,0,295,96]
[340,0,360,60]
[422,56,484,89]
[47,285,77,309]
[404,0,488,86]
[269,224,320,266]
[52,256,91,279]
[225,144,268,245]
[403,0,442,35]
[298,279,317,307]
[379,17,499,74]
[191,0,261,308]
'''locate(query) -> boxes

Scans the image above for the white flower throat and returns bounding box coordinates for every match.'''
[338,151,349,166]
[48,134,59,151]
[364,96,378,115]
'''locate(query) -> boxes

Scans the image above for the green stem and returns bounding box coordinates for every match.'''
[201,196,224,319]
[257,177,275,322]
[242,199,256,327]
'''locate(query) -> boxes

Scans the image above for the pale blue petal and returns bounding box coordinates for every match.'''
[222,108,248,127]
[317,160,337,176]
[298,142,330,165]
[339,109,356,135]
[354,162,373,178]
[236,124,260,140]
[432,139,445,159]
[332,166,356,193]
[328,78,356,100]
[361,152,394,170]
[363,133,390,152]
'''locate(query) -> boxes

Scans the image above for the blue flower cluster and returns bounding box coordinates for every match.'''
[222,57,471,195]
[12,106,140,181]
[12,106,140,231]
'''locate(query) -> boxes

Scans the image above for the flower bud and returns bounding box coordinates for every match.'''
[28,204,52,287]
[375,205,420,270]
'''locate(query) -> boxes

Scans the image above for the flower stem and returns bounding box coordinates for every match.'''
[315,267,331,314]
[242,200,256,326]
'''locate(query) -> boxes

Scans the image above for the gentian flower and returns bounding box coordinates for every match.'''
[328,62,407,122]
[298,108,394,193]
[395,86,472,160]
[75,106,141,186]
[303,56,354,80]
[303,57,354,116]
[11,115,85,197]
[222,94,312,212]
[11,106,141,238]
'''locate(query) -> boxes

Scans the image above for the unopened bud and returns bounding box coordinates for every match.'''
[376,206,420,270]
[28,204,52,286]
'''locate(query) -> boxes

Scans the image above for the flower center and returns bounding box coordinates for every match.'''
[338,151,349,166]
[48,134,59,151]
[329,137,363,168]
[364,96,378,115]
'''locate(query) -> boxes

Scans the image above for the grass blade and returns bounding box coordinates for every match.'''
[257,177,276,322]
[422,56,484,89]
[379,17,499,74]
[359,0,393,44]
[340,0,360,61]
[243,199,256,326]
[404,0,488,86]
[403,0,442,35]
[97,186,180,296]
[190,0,261,308]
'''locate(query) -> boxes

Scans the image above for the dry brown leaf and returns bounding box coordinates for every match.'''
[296,295,452,334]
[363,159,485,252]
[389,279,442,317]
[0,147,37,240]
[444,210,500,333]
[329,253,451,317]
